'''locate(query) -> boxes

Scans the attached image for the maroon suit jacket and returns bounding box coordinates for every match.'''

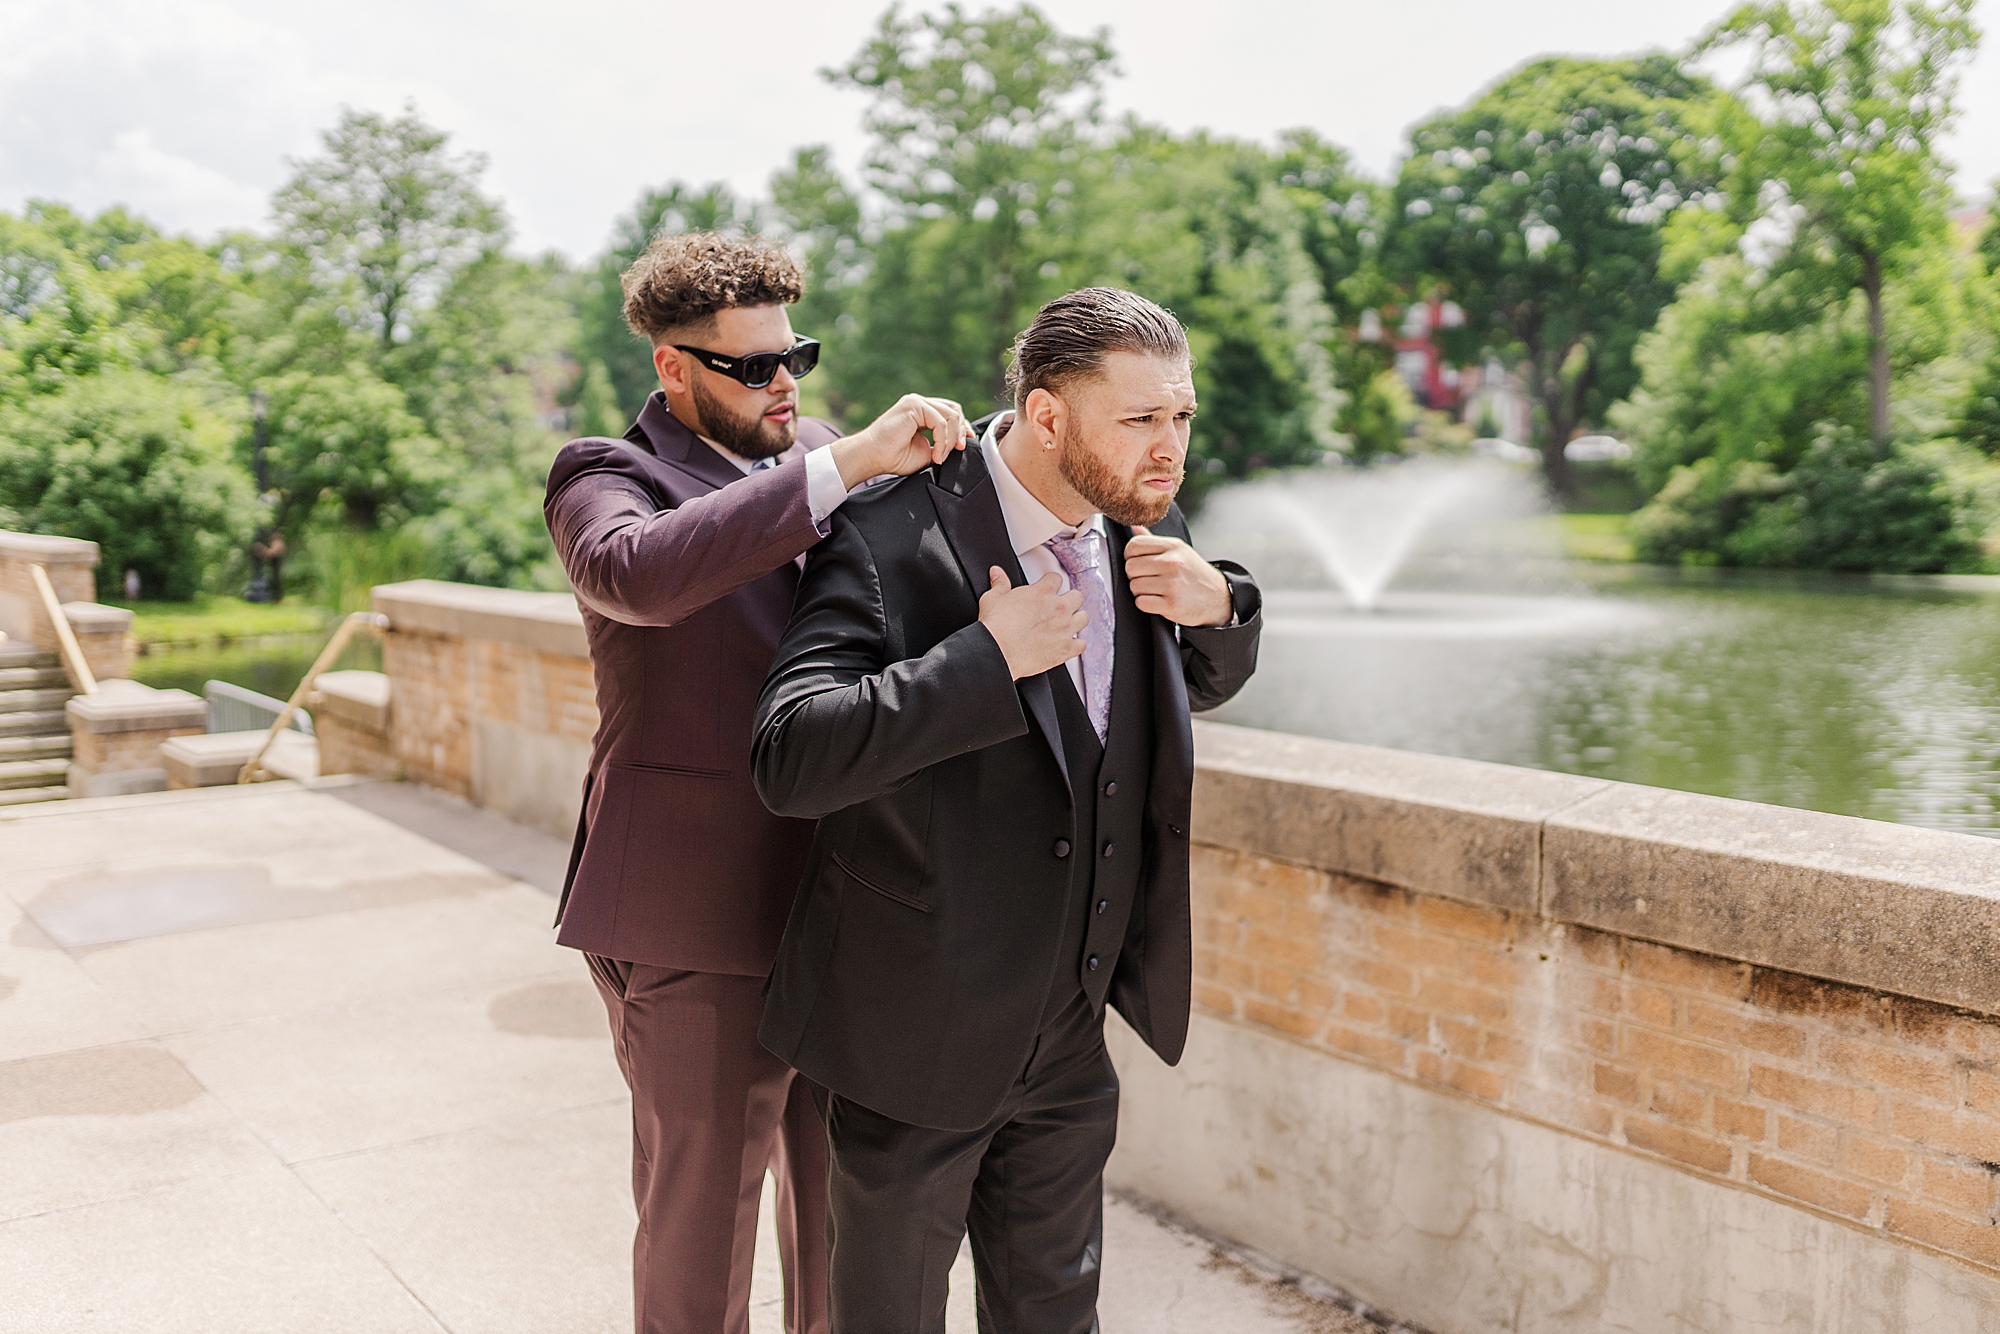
[543,392,841,974]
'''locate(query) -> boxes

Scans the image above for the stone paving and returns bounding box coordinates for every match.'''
[0,780,1363,1334]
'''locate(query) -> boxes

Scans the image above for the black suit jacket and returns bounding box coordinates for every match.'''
[752,444,1261,1130]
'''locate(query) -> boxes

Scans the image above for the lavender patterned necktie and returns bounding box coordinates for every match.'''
[1045,528,1113,742]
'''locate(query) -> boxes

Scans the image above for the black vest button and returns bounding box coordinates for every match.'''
[1053,839,1071,858]
[1102,842,1115,858]
[1104,780,1118,797]
[1087,954,1100,970]
[1097,899,1108,914]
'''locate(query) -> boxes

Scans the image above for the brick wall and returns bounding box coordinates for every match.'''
[380,622,596,800]
[315,714,395,779]
[1193,842,2000,1273]
[468,637,598,745]
[382,630,474,796]
[0,544,94,638]
[70,725,202,775]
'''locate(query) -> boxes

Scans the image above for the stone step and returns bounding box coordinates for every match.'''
[0,710,67,738]
[0,688,73,715]
[0,644,59,670]
[0,665,72,690]
[0,733,71,761]
[0,784,67,807]
[0,757,69,790]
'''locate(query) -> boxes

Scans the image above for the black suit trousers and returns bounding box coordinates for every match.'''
[812,992,1117,1334]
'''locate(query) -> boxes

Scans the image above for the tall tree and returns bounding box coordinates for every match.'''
[1393,56,1724,496]
[769,147,867,421]
[826,2,1114,413]
[272,104,507,354]
[1702,0,1980,452]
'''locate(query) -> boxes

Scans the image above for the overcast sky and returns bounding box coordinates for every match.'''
[4,0,1995,260]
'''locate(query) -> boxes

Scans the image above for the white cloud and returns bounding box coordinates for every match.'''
[73,129,271,234]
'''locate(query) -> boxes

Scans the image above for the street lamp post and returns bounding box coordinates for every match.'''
[245,390,272,604]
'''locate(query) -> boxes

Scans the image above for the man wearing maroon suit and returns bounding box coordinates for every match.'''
[543,232,971,1334]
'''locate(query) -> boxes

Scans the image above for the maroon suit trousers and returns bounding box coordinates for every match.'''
[586,955,829,1334]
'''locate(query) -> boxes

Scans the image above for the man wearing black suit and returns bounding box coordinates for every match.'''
[752,287,1262,1333]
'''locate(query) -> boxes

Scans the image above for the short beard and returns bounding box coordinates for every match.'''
[690,372,795,460]
[1055,421,1181,527]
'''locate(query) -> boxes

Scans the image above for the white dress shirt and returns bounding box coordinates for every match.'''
[979,411,1110,701]
[704,435,851,527]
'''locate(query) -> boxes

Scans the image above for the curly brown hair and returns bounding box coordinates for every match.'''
[620,232,803,343]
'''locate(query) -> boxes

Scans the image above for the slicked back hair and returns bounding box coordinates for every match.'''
[621,232,803,344]
[1006,287,1190,408]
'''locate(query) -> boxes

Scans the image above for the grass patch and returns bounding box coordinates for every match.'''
[1559,513,1636,563]
[118,596,333,650]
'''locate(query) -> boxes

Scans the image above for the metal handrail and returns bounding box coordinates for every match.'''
[29,563,97,696]
[237,611,389,784]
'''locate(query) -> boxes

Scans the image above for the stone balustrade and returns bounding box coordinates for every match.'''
[0,530,133,682]
[369,577,2000,1330]
[370,581,594,837]
[66,679,207,797]
[310,669,396,780]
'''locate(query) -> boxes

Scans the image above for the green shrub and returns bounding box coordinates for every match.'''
[260,368,446,533]
[0,370,258,599]
[414,466,564,590]
[296,516,436,613]
[1632,428,1979,573]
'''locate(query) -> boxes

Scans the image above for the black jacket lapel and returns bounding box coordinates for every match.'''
[928,449,1071,794]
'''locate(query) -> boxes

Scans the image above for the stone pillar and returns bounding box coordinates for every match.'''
[66,679,207,798]
[0,530,135,680]
[64,602,135,683]
[311,670,397,779]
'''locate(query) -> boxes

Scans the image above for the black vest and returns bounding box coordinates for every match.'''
[1038,541,1156,1027]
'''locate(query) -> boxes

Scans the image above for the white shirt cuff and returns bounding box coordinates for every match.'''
[804,446,850,527]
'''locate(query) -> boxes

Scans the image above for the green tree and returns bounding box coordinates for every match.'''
[769,147,867,422]
[1392,56,1725,496]
[0,370,257,599]
[1614,256,1870,493]
[263,106,576,591]
[1702,0,1980,451]
[1065,127,1344,480]
[1964,351,2000,454]
[259,368,443,532]
[1265,131,1400,456]
[1977,184,2000,276]
[826,2,1114,415]
[271,104,508,354]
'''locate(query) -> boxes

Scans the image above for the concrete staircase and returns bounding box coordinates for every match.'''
[0,642,74,806]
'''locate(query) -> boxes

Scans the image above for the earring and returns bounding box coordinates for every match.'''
[1043,439,1056,451]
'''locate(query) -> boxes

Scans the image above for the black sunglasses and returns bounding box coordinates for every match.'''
[673,337,820,389]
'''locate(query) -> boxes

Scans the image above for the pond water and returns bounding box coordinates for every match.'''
[131,635,381,703]
[1196,567,2000,839]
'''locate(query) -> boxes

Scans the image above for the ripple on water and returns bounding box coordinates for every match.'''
[1205,576,2000,839]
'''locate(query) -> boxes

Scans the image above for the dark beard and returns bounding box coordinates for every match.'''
[690,373,795,460]
[1056,422,1180,526]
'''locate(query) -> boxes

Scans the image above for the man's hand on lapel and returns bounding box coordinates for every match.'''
[1125,527,1233,627]
[831,394,976,490]
[979,567,1089,681]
